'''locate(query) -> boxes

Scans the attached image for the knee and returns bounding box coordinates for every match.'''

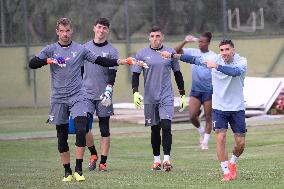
[75,116,88,147]
[56,124,69,153]
[217,133,226,144]
[99,117,110,137]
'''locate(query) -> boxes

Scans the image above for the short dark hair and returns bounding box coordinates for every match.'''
[219,39,234,48]
[201,31,212,42]
[149,26,163,33]
[95,18,110,27]
[56,18,72,29]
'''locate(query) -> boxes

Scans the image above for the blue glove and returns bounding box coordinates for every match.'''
[47,56,67,67]
[100,86,113,107]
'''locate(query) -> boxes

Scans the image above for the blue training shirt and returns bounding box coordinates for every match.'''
[180,53,247,111]
[183,48,216,92]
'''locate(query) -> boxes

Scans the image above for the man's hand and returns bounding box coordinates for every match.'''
[133,92,143,109]
[126,57,149,68]
[157,51,171,59]
[205,60,218,69]
[184,35,199,42]
[47,57,68,67]
[100,85,113,107]
[179,95,188,112]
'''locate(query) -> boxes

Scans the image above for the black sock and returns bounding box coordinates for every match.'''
[88,145,98,156]
[100,155,107,164]
[75,159,83,175]
[63,163,72,176]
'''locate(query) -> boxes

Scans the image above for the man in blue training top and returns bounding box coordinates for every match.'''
[159,39,247,181]
[174,32,217,150]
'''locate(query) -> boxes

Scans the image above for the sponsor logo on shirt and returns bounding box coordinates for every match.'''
[102,52,109,57]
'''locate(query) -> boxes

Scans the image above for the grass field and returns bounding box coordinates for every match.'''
[0,107,284,189]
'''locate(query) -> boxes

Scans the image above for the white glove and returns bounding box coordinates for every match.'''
[100,86,113,107]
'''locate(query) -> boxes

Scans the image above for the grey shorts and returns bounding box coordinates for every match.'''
[48,100,88,125]
[85,99,114,117]
[48,91,88,125]
[144,104,174,126]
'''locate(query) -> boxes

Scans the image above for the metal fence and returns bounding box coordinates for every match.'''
[0,0,283,46]
[0,0,283,107]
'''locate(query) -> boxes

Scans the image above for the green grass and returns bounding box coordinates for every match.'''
[0,107,284,188]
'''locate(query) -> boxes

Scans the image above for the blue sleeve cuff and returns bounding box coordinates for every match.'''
[217,65,241,76]
[180,54,197,64]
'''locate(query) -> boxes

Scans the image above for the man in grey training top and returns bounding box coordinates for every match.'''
[131,26,186,172]
[29,18,143,182]
[83,18,118,172]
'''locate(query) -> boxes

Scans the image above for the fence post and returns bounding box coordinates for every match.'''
[152,0,157,26]
[222,0,228,38]
[0,0,5,44]
[124,0,131,57]
[24,0,37,107]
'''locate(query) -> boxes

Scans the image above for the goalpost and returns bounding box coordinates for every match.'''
[228,8,264,32]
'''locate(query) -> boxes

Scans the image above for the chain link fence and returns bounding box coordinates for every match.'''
[0,0,283,107]
[0,0,283,46]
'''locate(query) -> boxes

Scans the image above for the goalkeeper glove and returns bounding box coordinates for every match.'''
[179,95,187,112]
[100,85,113,107]
[133,92,143,109]
[47,57,67,67]
[127,57,149,69]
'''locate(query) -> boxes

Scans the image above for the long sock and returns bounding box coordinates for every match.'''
[203,133,210,145]
[163,155,170,162]
[100,155,108,164]
[154,155,161,163]
[197,125,205,134]
[75,159,83,175]
[230,155,238,164]
[63,163,72,175]
[220,161,230,174]
[88,145,98,156]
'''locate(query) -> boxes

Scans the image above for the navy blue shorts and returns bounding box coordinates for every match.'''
[212,109,246,134]
[190,90,212,104]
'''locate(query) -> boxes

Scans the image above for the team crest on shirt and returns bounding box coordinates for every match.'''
[71,51,78,58]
